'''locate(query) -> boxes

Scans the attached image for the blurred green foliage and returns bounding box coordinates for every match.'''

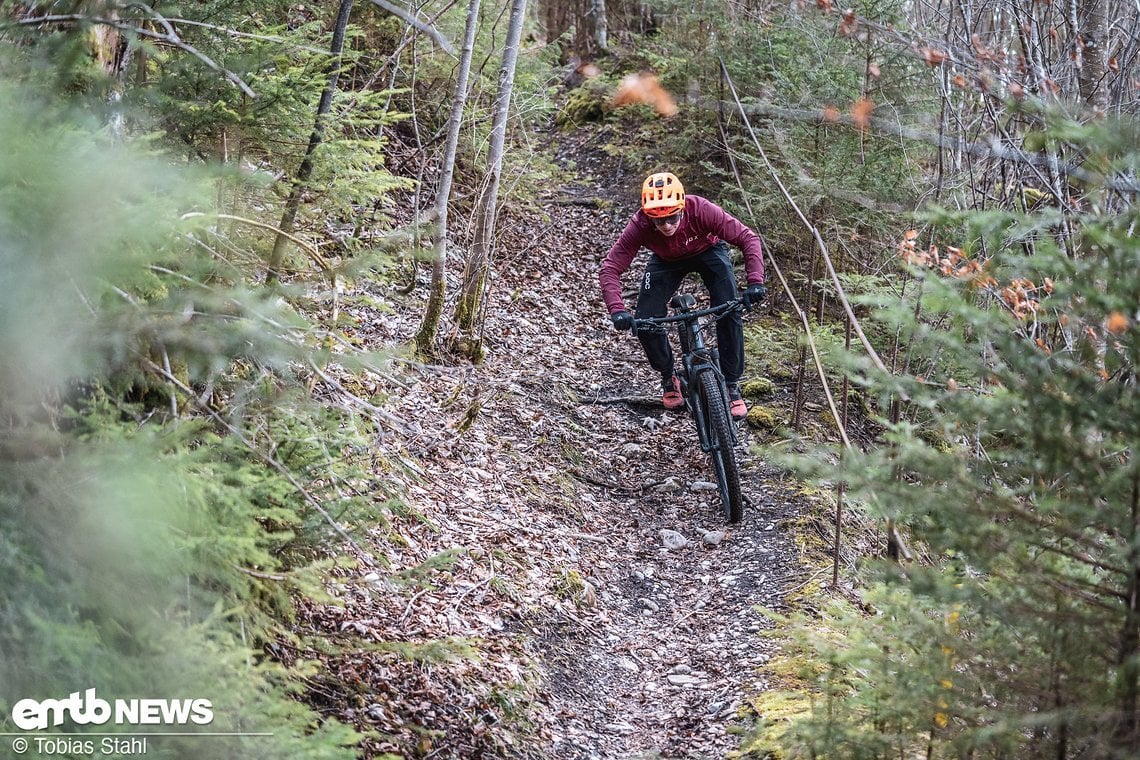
[0,36,370,759]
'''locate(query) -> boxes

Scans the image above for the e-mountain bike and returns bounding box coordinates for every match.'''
[633,294,744,523]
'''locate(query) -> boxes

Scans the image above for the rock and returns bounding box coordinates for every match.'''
[667,674,701,686]
[702,530,726,546]
[616,657,640,673]
[641,416,663,431]
[652,476,684,493]
[659,529,689,550]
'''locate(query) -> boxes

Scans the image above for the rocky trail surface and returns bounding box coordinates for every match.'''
[296,123,816,759]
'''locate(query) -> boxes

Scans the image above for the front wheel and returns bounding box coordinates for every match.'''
[696,370,743,523]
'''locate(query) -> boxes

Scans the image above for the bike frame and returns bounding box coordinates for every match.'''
[632,295,745,522]
[632,295,741,455]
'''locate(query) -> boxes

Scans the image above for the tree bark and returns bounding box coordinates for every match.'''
[413,0,482,357]
[592,0,607,52]
[452,0,528,360]
[1075,0,1109,117]
[1116,476,1140,750]
[266,0,354,284]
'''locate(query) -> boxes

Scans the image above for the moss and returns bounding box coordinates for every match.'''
[555,85,607,127]
[766,363,797,382]
[737,690,815,759]
[746,405,781,429]
[553,568,596,606]
[817,407,841,435]
[742,377,776,396]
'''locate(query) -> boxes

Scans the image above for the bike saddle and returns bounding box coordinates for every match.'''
[669,293,697,311]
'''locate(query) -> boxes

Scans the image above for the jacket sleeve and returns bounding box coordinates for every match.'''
[700,199,765,286]
[598,218,645,314]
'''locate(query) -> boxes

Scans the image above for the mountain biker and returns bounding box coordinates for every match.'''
[599,171,768,420]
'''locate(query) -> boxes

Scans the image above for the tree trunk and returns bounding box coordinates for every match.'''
[452,0,527,360]
[1075,0,1109,117]
[266,0,354,283]
[592,0,607,52]
[1116,476,1140,750]
[413,0,482,357]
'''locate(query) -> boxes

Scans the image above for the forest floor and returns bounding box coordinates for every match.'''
[295,119,840,759]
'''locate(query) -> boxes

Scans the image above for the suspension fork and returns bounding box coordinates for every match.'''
[679,317,723,453]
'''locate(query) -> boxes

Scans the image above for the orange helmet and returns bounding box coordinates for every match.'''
[640,172,685,218]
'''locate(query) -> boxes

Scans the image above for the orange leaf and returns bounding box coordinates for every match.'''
[851,98,873,129]
[953,74,968,88]
[904,229,919,241]
[920,47,948,66]
[612,73,677,117]
[822,105,841,122]
[816,0,832,10]
[1106,312,1130,335]
[839,10,858,36]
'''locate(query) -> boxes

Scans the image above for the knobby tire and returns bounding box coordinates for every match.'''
[696,369,743,523]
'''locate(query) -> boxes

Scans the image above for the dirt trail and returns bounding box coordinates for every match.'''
[304,123,813,759]
[514,128,810,759]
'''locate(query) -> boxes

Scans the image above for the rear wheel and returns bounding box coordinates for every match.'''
[697,370,743,523]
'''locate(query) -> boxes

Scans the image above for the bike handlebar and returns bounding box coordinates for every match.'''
[631,299,743,333]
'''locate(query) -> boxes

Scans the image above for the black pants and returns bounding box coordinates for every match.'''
[634,242,743,386]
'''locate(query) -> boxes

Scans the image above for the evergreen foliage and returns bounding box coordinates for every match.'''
[0,44,371,758]
[755,111,1140,759]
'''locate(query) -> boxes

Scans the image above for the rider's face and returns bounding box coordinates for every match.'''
[652,211,682,236]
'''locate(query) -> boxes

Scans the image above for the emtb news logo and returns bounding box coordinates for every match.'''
[10,689,213,730]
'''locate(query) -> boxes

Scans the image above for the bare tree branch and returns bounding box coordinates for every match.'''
[12,12,257,97]
[368,0,457,56]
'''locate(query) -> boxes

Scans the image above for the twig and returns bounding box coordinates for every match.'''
[450,575,495,612]
[14,13,256,97]
[453,510,608,544]
[182,212,331,276]
[367,0,456,56]
[584,393,663,407]
[236,565,288,581]
[399,588,433,623]
[306,359,415,435]
[568,466,640,495]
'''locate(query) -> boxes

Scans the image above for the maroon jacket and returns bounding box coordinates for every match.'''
[598,194,765,314]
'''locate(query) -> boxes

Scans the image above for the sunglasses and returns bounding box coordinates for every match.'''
[652,212,682,227]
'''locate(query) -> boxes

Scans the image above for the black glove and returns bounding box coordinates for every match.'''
[741,283,768,309]
[610,310,633,331]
